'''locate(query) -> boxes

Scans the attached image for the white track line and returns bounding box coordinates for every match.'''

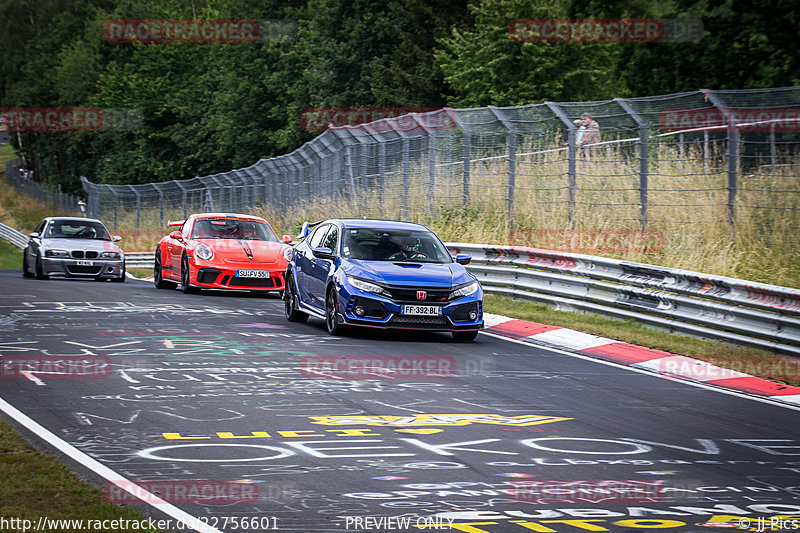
[0,396,222,533]
[481,331,800,412]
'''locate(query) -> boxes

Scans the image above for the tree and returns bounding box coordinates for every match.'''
[434,0,625,107]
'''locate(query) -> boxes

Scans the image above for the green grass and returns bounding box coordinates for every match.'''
[0,239,22,269]
[128,267,152,278]
[0,419,164,532]
[0,145,70,232]
[484,293,800,387]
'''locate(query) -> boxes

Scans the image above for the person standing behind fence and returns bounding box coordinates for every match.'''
[577,112,600,158]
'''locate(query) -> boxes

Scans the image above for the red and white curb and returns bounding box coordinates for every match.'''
[483,313,800,407]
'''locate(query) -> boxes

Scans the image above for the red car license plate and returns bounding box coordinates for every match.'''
[236,270,269,278]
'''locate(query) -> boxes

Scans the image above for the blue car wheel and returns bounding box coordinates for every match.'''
[285,274,309,323]
[325,288,346,336]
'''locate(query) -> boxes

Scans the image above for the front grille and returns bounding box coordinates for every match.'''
[226,276,280,288]
[389,314,449,327]
[386,287,451,303]
[67,265,102,275]
[70,251,99,259]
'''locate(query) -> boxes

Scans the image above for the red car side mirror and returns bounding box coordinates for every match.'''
[169,230,184,242]
[282,235,293,244]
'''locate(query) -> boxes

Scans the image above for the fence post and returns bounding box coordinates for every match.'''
[174,181,189,220]
[126,185,141,230]
[316,133,339,200]
[110,187,119,229]
[444,109,471,211]
[411,113,438,218]
[80,176,95,219]
[545,102,576,224]
[209,176,225,212]
[151,184,164,227]
[488,106,516,233]
[770,121,776,173]
[295,149,315,205]
[703,90,738,225]
[615,97,649,230]
[384,119,412,220]
[307,140,326,201]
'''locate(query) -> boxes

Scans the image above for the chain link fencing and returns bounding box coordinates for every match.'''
[6,87,797,274]
[6,160,81,214]
[78,87,800,233]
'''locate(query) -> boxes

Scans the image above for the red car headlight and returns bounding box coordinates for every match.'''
[195,243,214,261]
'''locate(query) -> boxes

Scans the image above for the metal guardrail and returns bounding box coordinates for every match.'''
[124,252,156,269]
[112,244,800,355]
[0,222,29,249]
[3,226,797,355]
[449,243,800,356]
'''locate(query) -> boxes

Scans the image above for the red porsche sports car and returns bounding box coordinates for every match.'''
[154,213,292,295]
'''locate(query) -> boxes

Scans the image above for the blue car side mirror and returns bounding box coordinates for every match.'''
[312,247,335,260]
[455,254,472,265]
[298,221,310,240]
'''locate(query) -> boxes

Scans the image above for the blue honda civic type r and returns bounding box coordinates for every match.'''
[284,219,483,341]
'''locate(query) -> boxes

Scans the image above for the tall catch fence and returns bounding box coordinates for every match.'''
[76,87,800,243]
[6,160,80,214]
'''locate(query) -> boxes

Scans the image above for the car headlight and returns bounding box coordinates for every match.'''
[450,280,479,300]
[348,276,390,297]
[282,247,293,262]
[195,243,214,261]
[100,251,121,259]
[44,249,68,257]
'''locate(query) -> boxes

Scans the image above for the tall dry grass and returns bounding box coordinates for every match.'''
[95,140,800,288]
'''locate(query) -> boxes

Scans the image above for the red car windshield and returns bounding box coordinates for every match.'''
[191,218,278,241]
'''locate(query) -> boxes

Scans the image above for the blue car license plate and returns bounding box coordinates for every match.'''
[402,305,442,316]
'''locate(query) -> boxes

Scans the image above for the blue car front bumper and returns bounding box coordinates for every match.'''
[337,284,484,331]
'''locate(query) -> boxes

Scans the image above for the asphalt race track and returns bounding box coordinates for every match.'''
[1,269,800,533]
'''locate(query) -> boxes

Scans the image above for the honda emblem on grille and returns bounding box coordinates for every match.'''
[416,291,427,300]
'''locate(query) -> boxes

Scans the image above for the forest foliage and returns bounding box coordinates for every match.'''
[1,0,798,193]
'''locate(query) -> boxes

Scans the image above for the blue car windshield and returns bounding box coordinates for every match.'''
[342,228,452,263]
